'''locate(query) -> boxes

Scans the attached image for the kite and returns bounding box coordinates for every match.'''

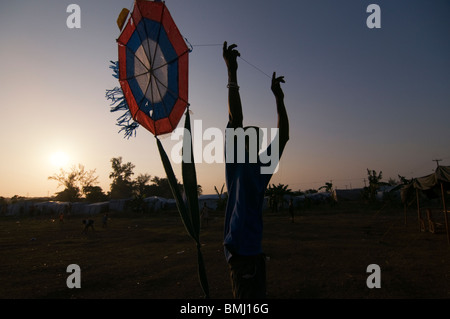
[117,0,189,136]
[106,0,209,298]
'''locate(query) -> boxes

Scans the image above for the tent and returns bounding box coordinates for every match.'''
[401,166,450,244]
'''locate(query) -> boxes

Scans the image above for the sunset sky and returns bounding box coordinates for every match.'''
[1,0,449,198]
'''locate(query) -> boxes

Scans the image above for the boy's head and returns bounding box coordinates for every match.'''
[243,126,263,153]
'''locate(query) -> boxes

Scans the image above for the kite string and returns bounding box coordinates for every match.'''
[188,42,272,79]
[238,56,272,79]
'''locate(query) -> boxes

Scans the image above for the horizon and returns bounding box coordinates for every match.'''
[1,0,449,198]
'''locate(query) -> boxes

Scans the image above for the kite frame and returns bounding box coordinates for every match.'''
[117,0,189,136]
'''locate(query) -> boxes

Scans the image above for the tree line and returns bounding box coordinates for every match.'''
[47,157,202,203]
[1,164,407,207]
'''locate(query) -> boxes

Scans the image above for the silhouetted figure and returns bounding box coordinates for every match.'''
[201,202,210,228]
[222,42,289,299]
[82,219,95,233]
[289,198,294,223]
[271,195,278,213]
[102,213,108,228]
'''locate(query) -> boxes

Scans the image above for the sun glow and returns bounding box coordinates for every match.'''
[50,151,70,168]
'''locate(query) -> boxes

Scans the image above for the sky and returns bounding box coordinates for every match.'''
[0,0,449,198]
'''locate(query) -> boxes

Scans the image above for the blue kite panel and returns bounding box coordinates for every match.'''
[125,18,180,121]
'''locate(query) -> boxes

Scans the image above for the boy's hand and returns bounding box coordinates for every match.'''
[223,41,240,73]
[271,72,285,99]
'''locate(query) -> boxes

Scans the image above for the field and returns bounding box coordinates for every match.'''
[1,202,450,300]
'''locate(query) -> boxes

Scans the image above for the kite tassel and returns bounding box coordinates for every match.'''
[106,61,140,138]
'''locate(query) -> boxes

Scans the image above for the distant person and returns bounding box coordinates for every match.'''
[201,202,210,228]
[222,42,290,299]
[1,202,8,216]
[58,211,64,230]
[82,219,95,233]
[289,198,294,223]
[29,204,36,218]
[66,203,72,220]
[271,195,278,213]
[102,212,108,228]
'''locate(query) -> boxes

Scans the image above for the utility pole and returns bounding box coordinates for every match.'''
[433,159,442,168]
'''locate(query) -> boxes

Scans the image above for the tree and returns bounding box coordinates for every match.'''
[0,197,8,216]
[319,181,334,193]
[214,184,228,210]
[142,175,202,199]
[109,157,135,199]
[363,168,386,202]
[54,186,80,202]
[134,173,152,198]
[319,181,337,205]
[83,185,108,203]
[48,164,99,202]
[266,183,292,210]
[11,195,25,203]
[149,176,180,199]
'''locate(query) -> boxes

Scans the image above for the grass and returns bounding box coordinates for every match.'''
[1,202,450,299]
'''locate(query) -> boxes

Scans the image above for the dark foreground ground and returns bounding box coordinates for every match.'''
[1,202,449,300]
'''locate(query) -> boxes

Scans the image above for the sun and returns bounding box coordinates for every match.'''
[50,151,70,168]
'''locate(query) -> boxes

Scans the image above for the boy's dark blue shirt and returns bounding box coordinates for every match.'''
[223,123,274,262]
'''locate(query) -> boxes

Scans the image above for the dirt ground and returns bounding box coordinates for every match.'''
[1,202,450,300]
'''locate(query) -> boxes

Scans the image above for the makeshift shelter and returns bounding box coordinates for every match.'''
[401,166,450,244]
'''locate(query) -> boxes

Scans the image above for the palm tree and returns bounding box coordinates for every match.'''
[319,182,333,193]
[319,181,337,205]
[266,183,292,211]
[363,169,388,202]
[214,184,228,210]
